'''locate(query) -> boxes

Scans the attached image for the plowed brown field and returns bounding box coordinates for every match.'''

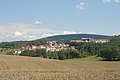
[0,54,120,80]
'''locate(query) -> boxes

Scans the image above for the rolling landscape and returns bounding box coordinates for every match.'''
[0,33,120,80]
[0,54,120,80]
[0,0,120,80]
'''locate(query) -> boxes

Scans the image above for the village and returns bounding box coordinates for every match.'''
[13,38,109,55]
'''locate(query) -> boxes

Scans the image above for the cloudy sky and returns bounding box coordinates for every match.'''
[0,0,120,42]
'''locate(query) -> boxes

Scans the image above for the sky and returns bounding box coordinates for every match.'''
[0,0,120,42]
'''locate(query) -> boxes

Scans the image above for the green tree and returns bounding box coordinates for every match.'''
[100,46,120,60]
[68,49,81,58]
[36,49,46,57]
[58,53,66,60]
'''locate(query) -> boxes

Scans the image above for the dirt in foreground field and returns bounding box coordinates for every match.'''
[0,54,120,80]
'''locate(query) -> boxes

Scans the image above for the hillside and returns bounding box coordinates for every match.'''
[0,54,120,80]
[41,34,110,41]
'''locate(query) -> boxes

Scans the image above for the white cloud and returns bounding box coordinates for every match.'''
[102,0,112,3]
[14,31,24,36]
[0,22,56,42]
[63,31,77,35]
[102,0,120,3]
[76,1,85,10]
[112,33,120,36]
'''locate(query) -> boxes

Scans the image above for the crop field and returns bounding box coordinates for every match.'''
[0,54,120,80]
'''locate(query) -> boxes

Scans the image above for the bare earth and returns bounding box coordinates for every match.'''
[0,54,120,80]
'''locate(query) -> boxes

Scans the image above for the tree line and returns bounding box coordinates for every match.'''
[20,49,89,60]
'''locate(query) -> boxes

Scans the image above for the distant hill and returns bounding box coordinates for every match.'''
[41,34,110,41]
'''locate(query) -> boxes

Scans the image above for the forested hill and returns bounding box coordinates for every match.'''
[41,34,110,41]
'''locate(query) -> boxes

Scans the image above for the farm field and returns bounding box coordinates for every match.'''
[0,54,120,80]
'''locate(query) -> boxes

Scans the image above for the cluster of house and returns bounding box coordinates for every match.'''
[13,41,71,55]
[71,38,109,43]
[13,38,109,55]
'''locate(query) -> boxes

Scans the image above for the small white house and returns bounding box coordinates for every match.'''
[14,50,22,55]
